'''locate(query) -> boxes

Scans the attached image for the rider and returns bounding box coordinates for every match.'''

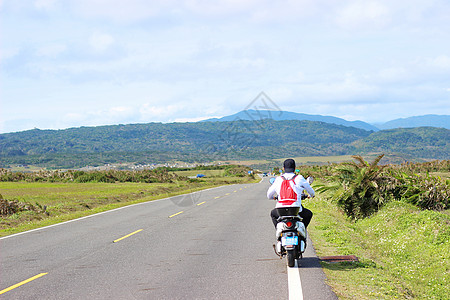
[267,158,315,229]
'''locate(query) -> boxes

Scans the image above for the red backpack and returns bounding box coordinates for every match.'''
[279,175,298,206]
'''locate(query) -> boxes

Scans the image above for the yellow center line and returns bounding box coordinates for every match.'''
[0,273,48,295]
[113,229,143,243]
[197,201,206,206]
[225,193,230,196]
[233,190,237,192]
[168,211,184,218]
[214,196,220,199]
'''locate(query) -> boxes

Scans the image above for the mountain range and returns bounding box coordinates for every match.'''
[375,114,450,130]
[203,110,379,131]
[204,110,450,131]
[0,114,448,169]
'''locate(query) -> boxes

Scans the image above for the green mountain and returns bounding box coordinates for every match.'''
[351,127,450,159]
[377,114,450,130]
[204,109,380,131]
[0,120,448,168]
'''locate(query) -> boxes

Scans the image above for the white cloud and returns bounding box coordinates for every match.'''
[70,0,323,24]
[60,106,138,128]
[108,106,135,117]
[89,32,114,52]
[374,67,412,84]
[427,55,450,69]
[72,0,173,22]
[294,73,379,103]
[206,58,266,70]
[34,0,58,10]
[0,47,19,61]
[185,0,259,15]
[36,43,67,57]
[336,1,392,30]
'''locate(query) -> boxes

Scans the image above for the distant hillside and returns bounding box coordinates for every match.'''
[0,120,369,168]
[377,115,450,130]
[0,120,448,168]
[203,110,379,131]
[352,127,450,159]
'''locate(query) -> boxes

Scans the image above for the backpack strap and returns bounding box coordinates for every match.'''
[282,174,297,182]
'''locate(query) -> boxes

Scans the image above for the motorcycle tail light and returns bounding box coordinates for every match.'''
[286,221,293,228]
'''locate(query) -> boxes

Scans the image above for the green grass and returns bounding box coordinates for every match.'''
[305,195,449,299]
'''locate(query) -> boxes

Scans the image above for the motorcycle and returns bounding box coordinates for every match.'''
[269,176,313,267]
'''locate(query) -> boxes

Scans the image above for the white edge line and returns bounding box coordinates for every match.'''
[0,184,230,241]
[288,261,304,300]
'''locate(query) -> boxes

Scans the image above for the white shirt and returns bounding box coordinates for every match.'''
[267,173,315,210]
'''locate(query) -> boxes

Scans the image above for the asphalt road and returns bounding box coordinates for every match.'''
[0,178,337,299]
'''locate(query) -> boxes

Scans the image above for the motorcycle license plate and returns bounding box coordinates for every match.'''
[282,236,298,246]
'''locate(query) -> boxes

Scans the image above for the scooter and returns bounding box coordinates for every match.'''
[269,177,313,267]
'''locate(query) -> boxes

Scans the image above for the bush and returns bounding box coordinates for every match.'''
[0,196,46,216]
[223,165,252,177]
[391,171,449,210]
[316,154,388,219]
[316,156,449,219]
[74,172,114,183]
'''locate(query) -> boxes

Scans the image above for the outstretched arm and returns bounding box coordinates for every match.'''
[267,183,277,199]
[267,177,279,199]
[300,177,315,197]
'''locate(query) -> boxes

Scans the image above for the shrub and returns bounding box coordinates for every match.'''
[317,156,449,219]
[0,196,46,216]
[391,171,449,210]
[316,154,388,219]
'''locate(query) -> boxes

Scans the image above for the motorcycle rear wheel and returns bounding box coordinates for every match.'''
[287,249,296,267]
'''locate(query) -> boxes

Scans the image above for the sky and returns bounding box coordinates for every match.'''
[1,0,450,134]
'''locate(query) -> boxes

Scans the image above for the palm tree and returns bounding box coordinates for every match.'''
[317,154,387,219]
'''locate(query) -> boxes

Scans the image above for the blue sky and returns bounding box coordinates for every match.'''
[1,0,450,133]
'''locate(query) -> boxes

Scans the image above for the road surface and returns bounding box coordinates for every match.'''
[0,178,337,299]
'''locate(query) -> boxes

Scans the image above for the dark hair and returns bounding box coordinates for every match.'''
[283,159,296,173]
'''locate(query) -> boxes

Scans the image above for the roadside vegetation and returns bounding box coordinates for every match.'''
[305,157,449,299]
[307,197,449,299]
[0,165,257,237]
[314,155,448,218]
